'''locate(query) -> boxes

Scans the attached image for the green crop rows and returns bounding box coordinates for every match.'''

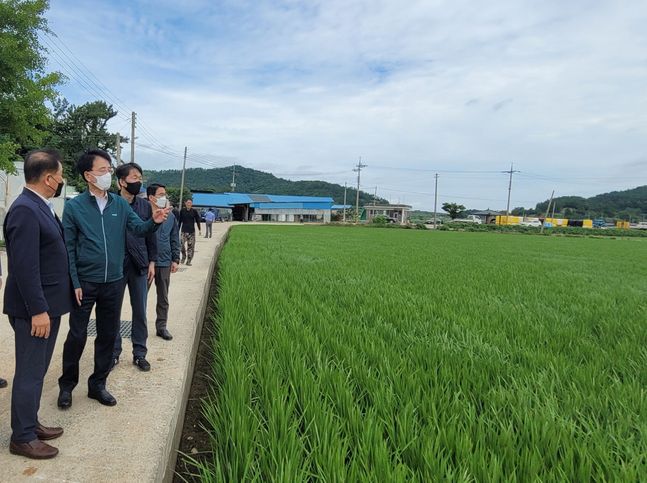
[189,226,646,482]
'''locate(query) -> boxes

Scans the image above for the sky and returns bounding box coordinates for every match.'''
[42,0,647,211]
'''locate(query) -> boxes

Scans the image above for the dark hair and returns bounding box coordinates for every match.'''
[24,149,62,183]
[146,183,165,197]
[115,162,143,181]
[76,149,112,175]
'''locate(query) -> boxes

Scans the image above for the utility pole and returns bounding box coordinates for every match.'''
[343,182,347,223]
[353,157,367,223]
[130,111,136,163]
[433,173,439,229]
[179,146,187,207]
[373,186,378,206]
[540,190,555,235]
[503,163,520,222]
[115,132,122,165]
[230,165,237,192]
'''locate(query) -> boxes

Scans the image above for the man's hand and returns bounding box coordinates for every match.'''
[31,312,51,338]
[147,262,156,284]
[170,261,179,273]
[75,288,83,306]
[153,206,172,224]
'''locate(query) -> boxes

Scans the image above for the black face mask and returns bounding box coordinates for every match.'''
[124,181,142,196]
[48,176,64,198]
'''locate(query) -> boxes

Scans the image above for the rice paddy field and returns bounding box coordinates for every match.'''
[192,226,646,482]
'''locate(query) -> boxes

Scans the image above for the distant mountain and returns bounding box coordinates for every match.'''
[144,165,387,206]
[527,185,647,220]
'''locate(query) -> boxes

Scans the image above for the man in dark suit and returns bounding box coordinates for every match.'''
[3,149,73,459]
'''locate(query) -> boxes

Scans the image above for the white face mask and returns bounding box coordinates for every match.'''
[155,196,168,208]
[92,172,113,191]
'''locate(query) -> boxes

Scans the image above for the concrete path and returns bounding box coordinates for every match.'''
[0,222,231,482]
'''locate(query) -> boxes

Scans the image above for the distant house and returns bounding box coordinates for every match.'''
[191,192,334,223]
[363,204,412,225]
[471,210,501,224]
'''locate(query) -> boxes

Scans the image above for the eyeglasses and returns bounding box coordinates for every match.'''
[90,167,114,175]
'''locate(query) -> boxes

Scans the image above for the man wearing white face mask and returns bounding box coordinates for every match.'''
[146,183,180,341]
[58,149,171,409]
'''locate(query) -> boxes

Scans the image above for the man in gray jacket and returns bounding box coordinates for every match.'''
[147,184,180,340]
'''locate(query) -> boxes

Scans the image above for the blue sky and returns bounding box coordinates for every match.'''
[43,0,647,210]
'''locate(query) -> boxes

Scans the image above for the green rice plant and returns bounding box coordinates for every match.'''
[185,226,647,482]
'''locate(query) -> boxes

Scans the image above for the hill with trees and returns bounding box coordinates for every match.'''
[510,185,647,220]
[144,165,386,206]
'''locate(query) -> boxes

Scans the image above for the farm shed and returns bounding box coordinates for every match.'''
[364,204,412,224]
[191,192,334,223]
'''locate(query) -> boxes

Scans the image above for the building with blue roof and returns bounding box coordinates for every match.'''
[191,192,334,223]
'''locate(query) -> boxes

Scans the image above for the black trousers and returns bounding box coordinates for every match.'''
[59,278,125,392]
[10,315,61,443]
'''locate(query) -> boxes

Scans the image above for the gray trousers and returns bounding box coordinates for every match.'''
[154,266,171,331]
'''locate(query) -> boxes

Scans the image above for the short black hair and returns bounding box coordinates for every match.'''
[115,162,143,181]
[76,149,112,175]
[24,149,62,183]
[146,183,165,197]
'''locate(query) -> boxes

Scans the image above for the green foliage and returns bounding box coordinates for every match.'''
[371,214,389,225]
[188,227,646,481]
[164,186,191,207]
[437,222,647,238]
[144,166,384,205]
[534,187,647,220]
[44,99,123,186]
[0,0,61,173]
[441,202,466,219]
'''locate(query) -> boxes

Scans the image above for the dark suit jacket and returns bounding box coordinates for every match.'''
[3,188,73,318]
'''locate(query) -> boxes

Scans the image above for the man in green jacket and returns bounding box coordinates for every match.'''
[58,149,170,408]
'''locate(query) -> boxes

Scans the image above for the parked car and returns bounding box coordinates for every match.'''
[520,219,542,227]
[592,218,606,228]
[451,215,482,224]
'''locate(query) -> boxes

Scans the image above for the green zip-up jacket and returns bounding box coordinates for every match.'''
[63,190,159,289]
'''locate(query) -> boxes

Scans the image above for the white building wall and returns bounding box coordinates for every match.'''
[254,208,331,223]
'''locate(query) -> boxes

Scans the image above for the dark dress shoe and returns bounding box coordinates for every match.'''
[36,423,64,441]
[0,377,7,388]
[156,329,173,341]
[57,390,72,410]
[133,357,151,372]
[10,439,58,459]
[88,388,117,406]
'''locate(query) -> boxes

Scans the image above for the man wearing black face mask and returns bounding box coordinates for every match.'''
[112,163,157,372]
[3,149,74,459]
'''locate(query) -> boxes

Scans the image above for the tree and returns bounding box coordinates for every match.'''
[165,186,192,207]
[442,202,466,219]
[0,0,62,173]
[45,99,125,186]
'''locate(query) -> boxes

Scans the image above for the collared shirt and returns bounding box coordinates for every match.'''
[26,187,55,217]
[90,190,109,213]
